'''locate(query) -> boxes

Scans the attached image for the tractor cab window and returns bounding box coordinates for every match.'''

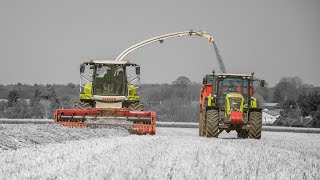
[219,78,242,94]
[94,65,125,96]
[217,77,250,107]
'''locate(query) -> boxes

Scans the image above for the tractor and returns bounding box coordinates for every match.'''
[199,71,264,139]
[54,60,156,135]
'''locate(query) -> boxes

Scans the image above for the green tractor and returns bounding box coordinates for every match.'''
[74,60,143,110]
[199,71,264,139]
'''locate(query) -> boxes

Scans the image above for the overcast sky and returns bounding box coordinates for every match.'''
[0,0,319,86]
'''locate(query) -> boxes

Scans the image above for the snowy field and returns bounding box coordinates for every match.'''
[0,124,320,180]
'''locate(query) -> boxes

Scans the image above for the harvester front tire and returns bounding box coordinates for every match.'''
[205,109,219,138]
[73,101,92,110]
[249,111,262,139]
[128,102,144,111]
[74,101,83,109]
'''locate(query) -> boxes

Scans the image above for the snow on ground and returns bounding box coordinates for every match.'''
[0,124,130,150]
[0,126,320,180]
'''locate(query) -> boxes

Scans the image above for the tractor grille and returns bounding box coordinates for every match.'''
[228,97,242,112]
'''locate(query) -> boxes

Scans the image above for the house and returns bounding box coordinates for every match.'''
[0,99,8,103]
[262,109,280,125]
[261,102,281,125]
[292,116,315,127]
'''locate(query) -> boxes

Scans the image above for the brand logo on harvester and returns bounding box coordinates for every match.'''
[102,97,117,101]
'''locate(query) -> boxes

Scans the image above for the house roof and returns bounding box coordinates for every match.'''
[263,103,278,107]
[263,109,280,116]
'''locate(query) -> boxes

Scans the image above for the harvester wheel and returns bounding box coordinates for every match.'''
[82,102,92,109]
[129,102,144,111]
[74,101,83,109]
[205,109,219,138]
[73,101,92,110]
[248,111,262,139]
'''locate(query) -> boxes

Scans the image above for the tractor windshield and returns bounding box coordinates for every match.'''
[94,64,125,96]
[217,77,250,107]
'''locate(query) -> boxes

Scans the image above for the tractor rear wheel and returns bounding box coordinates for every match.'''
[249,111,262,139]
[128,102,144,111]
[205,109,219,138]
[199,111,205,136]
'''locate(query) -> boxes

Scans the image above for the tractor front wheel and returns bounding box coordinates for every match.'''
[205,109,219,138]
[249,111,262,139]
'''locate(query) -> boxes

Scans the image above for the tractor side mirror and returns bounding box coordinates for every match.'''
[260,80,265,87]
[203,78,207,85]
[80,64,85,73]
[136,66,140,75]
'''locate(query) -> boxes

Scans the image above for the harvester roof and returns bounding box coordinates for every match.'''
[86,60,137,65]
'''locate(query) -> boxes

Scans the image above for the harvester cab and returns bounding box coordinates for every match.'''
[76,60,142,110]
[54,60,156,135]
[199,71,263,139]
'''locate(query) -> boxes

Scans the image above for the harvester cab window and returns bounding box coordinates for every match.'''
[79,63,93,94]
[126,65,140,86]
[94,65,125,96]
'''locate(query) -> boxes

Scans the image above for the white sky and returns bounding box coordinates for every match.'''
[0,0,319,86]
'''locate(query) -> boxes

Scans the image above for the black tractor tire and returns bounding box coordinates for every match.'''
[205,109,219,138]
[128,102,144,111]
[249,111,262,139]
[199,111,205,136]
[237,130,249,139]
[73,101,92,110]
[73,101,83,109]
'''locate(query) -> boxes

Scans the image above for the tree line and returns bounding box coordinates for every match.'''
[0,83,78,119]
[139,76,202,122]
[0,76,319,127]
